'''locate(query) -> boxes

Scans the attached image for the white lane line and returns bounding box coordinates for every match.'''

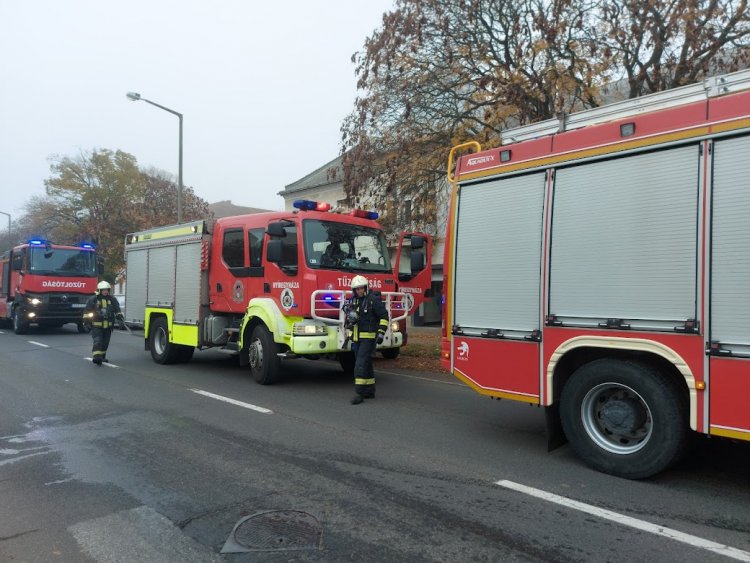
[0,451,51,466]
[189,388,273,414]
[84,357,119,368]
[0,330,5,334]
[496,480,750,562]
[28,341,49,348]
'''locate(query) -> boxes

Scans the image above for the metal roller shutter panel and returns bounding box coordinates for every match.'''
[711,135,750,346]
[174,243,202,324]
[454,173,545,333]
[147,246,176,307]
[124,249,147,323]
[550,145,699,323]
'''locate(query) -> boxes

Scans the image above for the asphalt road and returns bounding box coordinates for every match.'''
[0,324,748,562]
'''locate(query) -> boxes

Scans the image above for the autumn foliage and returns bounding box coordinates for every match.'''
[18,149,210,281]
[341,0,750,237]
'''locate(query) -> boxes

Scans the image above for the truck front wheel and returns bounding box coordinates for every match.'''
[248,325,280,384]
[560,358,689,479]
[149,317,179,364]
[13,308,29,335]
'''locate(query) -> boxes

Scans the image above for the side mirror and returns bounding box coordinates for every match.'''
[11,255,22,271]
[411,250,425,273]
[266,239,282,263]
[266,222,286,238]
[411,235,425,250]
[97,256,105,275]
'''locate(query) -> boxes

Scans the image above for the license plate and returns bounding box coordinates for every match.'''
[71,303,85,308]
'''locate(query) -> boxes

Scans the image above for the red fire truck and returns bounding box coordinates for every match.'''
[0,239,102,334]
[443,69,750,478]
[124,200,431,383]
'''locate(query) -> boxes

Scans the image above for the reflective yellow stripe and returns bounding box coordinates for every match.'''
[93,351,105,357]
[355,378,376,385]
[379,319,388,327]
[359,332,377,338]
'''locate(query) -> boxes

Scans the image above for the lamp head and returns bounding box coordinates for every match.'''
[126,92,141,101]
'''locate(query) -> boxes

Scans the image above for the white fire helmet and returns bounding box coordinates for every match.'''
[350,275,369,290]
[97,281,112,291]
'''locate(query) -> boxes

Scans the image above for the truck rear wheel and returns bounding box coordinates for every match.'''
[149,317,179,364]
[248,325,280,384]
[560,358,689,479]
[176,345,194,363]
[13,308,29,335]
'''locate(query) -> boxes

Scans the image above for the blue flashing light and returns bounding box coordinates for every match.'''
[28,239,45,245]
[80,242,96,250]
[366,211,379,220]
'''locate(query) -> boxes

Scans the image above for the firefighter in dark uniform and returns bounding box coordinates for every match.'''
[346,275,389,404]
[84,281,123,365]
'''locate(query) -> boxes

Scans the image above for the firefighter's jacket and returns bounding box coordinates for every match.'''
[347,291,389,342]
[84,292,122,329]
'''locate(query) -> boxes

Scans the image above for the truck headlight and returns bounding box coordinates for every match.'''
[391,322,400,332]
[27,297,42,306]
[293,323,327,336]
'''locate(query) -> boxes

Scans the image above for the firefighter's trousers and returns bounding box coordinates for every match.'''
[91,326,113,361]
[352,338,376,397]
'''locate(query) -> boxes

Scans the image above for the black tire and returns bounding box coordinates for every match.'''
[13,308,29,335]
[560,358,689,479]
[248,324,280,384]
[381,347,400,360]
[77,322,91,334]
[149,317,179,364]
[339,351,355,376]
[176,345,195,363]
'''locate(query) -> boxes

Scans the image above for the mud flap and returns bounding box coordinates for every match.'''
[545,403,568,452]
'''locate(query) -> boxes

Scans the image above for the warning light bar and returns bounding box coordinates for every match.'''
[293,199,331,212]
[80,242,96,249]
[350,209,379,220]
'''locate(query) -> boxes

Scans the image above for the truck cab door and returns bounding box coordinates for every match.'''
[394,232,432,315]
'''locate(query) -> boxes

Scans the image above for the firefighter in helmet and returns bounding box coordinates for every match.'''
[346,275,389,404]
[84,280,124,365]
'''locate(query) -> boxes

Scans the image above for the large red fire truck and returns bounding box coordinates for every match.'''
[0,239,102,334]
[124,201,431,383]
[443,69,750,478]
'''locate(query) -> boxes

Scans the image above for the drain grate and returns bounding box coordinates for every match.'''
[221,510,323,553]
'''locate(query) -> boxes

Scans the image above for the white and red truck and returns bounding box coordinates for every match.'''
[124,200,431,383]
[443,69,750,478]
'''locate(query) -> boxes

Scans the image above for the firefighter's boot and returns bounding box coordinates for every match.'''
[92,357,102,365]
[350,394,364,405]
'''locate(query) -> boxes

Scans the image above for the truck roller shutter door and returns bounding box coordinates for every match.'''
[711,135,750,349]
[147,246,176,307]
[454,172,545,336]
[551,145,699,328]
[174,242,202,324]
[125,249,147,324]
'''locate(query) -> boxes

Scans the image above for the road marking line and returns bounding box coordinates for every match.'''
[496,480,750,562]
[28,341,49,348]
[0,451,51,466]
[189,388,273,414]
[84,357,119,368]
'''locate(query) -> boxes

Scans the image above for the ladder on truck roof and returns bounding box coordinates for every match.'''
[501,68,750,145]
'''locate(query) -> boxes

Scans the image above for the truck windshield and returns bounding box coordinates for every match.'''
[28,247,97,277]
[303,220,392,273]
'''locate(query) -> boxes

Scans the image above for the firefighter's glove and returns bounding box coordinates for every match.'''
[376,333,384,345]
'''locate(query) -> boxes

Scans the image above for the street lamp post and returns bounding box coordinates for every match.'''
[0,211,10,236]
[126,92,184,223]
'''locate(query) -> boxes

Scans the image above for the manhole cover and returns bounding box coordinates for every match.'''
[221,510,323,553]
